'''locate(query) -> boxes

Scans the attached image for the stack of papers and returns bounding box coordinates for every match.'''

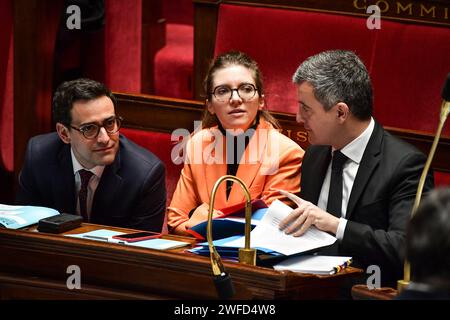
[188,235,284,262]
[219,200,337,256]
[274,255,352,275]
[0,204,59,229]
[188,200,338,263]
[66,229,190,250]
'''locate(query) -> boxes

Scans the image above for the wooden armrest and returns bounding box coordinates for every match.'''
[351,284,398,300]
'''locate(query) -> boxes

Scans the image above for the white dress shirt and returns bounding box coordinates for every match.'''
[317,117,375,240]
[71,149,105,220]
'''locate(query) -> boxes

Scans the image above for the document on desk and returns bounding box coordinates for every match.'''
[273,255,352,275]
[222,200,336,255]
[66,229,190,250]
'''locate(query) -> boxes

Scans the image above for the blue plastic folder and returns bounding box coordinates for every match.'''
[188,235,284,264]
[0,204,59,229]
[186,208,268,241]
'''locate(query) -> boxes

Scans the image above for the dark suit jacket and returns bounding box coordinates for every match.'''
[16,132,166,232]
[300,121,433,287]
[396,288,450,300]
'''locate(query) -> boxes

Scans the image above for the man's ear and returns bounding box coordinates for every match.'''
[206,99,215,115]
[336,102,350,122]
[56,123,71,144]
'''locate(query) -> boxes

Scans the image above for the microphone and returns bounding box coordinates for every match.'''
[209,249,235,300]
[206,175,256,299]
[442,73,450,102]
[398,73,450,292]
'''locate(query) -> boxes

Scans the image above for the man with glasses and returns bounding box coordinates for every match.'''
[16,78,166,232]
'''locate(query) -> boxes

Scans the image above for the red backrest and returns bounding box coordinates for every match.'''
[214,4,450,136]
[120,128,183,204]
[0,0,13,172]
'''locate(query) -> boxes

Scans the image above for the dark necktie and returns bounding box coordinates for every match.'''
[326,150,348,218]
[78,169,93,221]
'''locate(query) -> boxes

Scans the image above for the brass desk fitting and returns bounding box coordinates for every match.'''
[397,96,450,293]
[207,175,256,274]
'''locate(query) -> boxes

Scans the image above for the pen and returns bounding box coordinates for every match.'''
[333,258,352,274]
[83,235,109,241]
[82,235,127,244]
[108,238,127,244]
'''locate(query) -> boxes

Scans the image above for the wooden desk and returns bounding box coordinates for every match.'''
[0,224,362,300]
[351,284,397,300]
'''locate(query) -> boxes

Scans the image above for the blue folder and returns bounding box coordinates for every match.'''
[187,208,268,241]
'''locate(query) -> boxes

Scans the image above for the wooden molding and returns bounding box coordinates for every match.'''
[194,0,450,27]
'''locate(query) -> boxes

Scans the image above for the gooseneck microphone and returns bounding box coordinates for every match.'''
[206,175,256,299]
[398,73,450,292]
[412,73,450,213]
[442,73,450,101]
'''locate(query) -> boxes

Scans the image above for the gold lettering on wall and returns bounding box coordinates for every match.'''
[351,0,448,23]
[420,5,436,18]
[397,2,413,15]
[296,131,308,143]
[285,129,292,139]
[280,129,309,144]
[353,0,367,10]
[376,0,390,13]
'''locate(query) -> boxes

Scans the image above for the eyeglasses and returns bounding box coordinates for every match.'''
[211,83,258,102]
[70,116,123,139]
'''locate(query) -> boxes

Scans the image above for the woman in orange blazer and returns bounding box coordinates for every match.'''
[168,51,304,236]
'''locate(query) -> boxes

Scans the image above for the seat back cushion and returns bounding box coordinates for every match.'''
[214,4,450,136]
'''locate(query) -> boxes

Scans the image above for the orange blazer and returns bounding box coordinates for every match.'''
[167,118,304,235]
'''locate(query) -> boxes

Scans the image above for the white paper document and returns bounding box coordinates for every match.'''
[222,200,337,255]
[66,229,190,250]
[273,255,352,275]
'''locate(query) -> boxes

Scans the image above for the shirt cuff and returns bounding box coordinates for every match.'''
[336,218,348,241]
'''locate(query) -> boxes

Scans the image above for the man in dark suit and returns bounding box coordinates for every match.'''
[397,188,450,300]
[16,78,166,232]
[279,50,433,288]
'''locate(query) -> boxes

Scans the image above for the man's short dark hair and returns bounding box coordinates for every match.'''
[52,78,117,126]
[407,188,450,288]
[292,50,373,120]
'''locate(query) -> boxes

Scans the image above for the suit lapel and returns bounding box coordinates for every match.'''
[91,148,123,218]
[346,122,383,219]
[52,145,76,213]
[302,146,331,204]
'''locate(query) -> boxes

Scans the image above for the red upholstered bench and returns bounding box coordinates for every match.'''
[435,172,450,187]
[213,4,450,136]
[120,127,183,205]
[154,0,194,99]
[0,0,13,173]
[154,23,193,99]
[210,3,450,186]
